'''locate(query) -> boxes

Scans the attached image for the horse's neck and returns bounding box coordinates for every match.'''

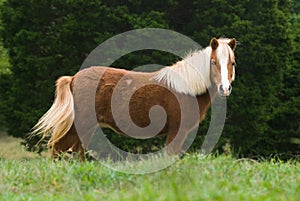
[153,47,212,96]
[174,47,212,94]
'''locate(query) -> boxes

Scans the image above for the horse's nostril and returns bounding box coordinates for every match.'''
[228,85,232,91]
[219,85,224,92]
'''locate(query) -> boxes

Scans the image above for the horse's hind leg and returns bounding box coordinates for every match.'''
[51,140,71,160]
[51,124,84,160]
[70,137,85,161]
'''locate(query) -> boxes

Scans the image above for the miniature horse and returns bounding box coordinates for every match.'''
[32,37,237,160]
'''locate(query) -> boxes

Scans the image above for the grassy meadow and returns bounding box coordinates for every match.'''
[0,132,299,201]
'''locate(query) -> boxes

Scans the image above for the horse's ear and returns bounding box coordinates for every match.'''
[210,37,219,50]
[228,38,237,51]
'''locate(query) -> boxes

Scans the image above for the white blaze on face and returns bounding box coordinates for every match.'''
[216,44,231,93]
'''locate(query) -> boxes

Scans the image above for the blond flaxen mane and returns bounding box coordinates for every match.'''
[153,47,212,96]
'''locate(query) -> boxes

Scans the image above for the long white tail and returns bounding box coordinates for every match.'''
[32,76,74,148]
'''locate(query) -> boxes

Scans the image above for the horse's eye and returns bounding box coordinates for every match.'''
[211,61,217,66]
[232,62,237,67]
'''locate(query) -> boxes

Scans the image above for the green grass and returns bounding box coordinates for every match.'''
[0,154,299,201]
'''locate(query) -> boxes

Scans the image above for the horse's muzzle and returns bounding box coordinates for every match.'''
[218,84,232,97]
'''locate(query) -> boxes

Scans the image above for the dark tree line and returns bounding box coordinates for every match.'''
[0,0,299,158]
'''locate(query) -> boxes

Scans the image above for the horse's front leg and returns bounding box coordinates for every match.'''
[165,129,189,156]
